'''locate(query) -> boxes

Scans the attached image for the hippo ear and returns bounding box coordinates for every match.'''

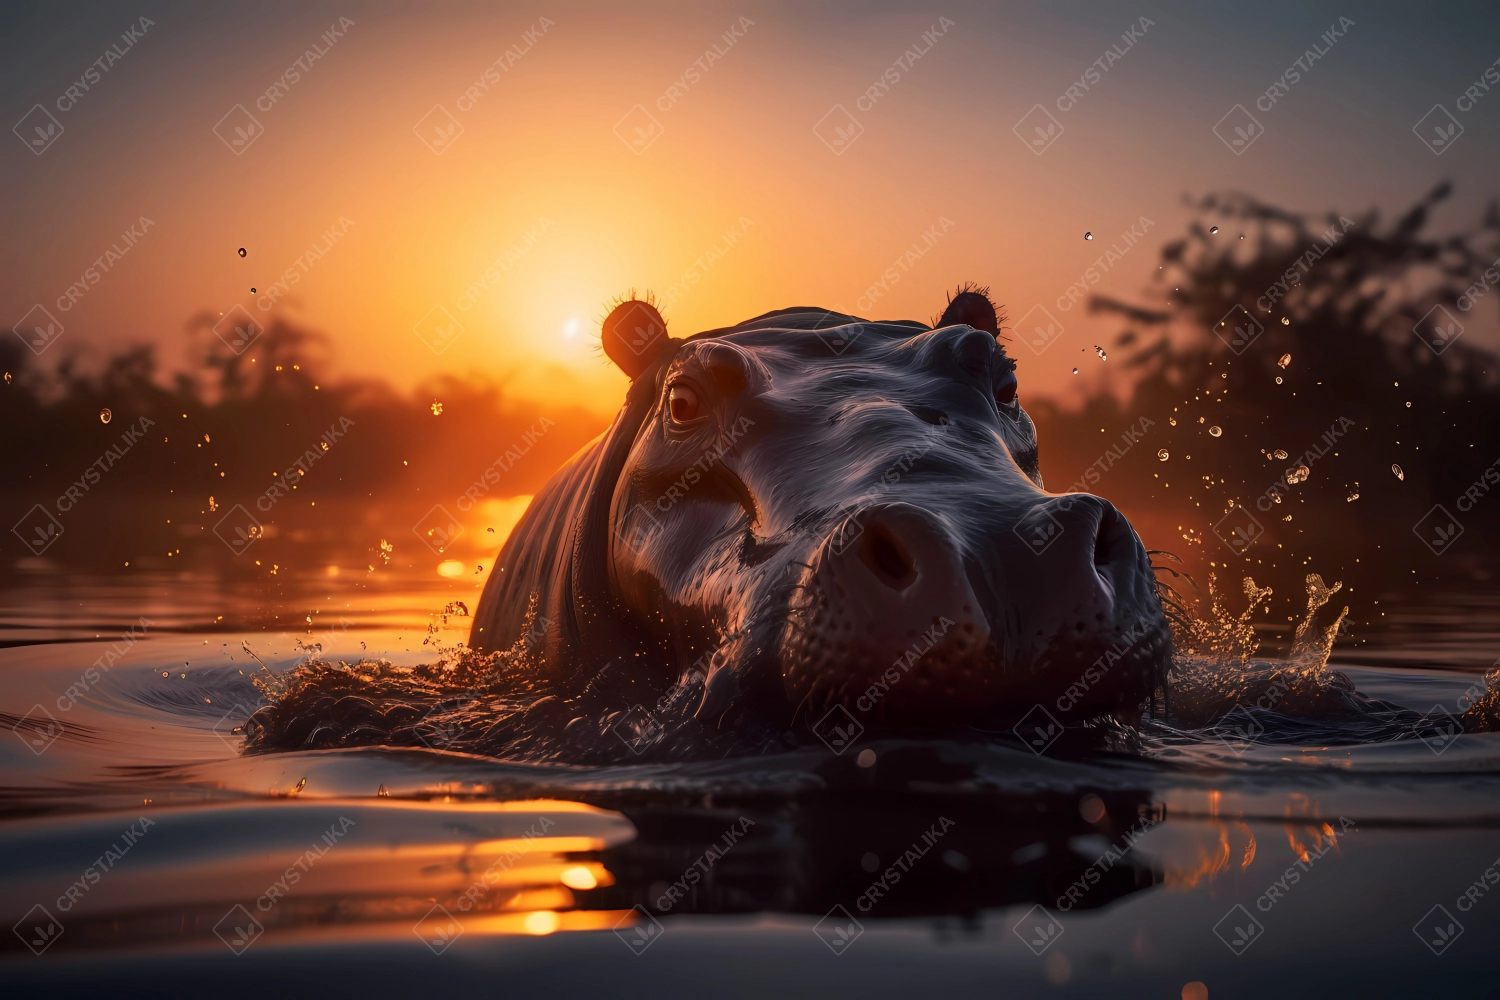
[602,298,674,378]
[936,286,1000,336]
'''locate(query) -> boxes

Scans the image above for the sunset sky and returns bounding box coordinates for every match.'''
[5,0,1499,416]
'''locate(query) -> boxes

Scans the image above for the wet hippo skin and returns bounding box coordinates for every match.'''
[470,288,1171,735]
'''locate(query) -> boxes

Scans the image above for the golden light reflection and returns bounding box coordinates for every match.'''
[523,910,561,935]
[1163,790,1258,889]
[559,865,600,890]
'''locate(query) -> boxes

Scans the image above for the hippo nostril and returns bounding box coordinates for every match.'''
[858,523,918,591]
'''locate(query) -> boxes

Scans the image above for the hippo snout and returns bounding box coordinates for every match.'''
[783,494,1164,722]
[783,503,991,713]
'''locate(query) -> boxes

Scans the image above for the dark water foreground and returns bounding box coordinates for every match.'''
[3,571,1500,999]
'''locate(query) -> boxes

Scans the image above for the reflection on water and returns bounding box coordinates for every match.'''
[3,568,1500,993]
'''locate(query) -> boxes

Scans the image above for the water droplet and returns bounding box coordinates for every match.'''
[1157,449,1169,461]
[1346,486,1360,502]
[1209,225,1219,234]
[431,401,444,416]
[1094,345,1107,360]
[208,496,218,512]
[377,784,390,797]
[1275,376,1283,384]
[1168,417,1177,426]
[99,408,112,424]
[1392,464,1404,481]
[250,287,256,293]
[1273,449,1288,460]
[1084,232,1093,240]
[3,372,10,384]
[237,248,247,257]
[1405,401,1412,408]
[1281,317,1290,325]
[1277,353,1291,368]
[1209,425,1222,437]
[1071,367,1079,374]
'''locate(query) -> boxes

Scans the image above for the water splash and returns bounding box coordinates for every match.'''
[1167,574,1353,728]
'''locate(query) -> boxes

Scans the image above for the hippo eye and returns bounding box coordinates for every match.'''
[993,359,1019,407]
[668,383,701,422]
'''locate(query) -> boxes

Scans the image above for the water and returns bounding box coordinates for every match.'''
[4,567,1500,997]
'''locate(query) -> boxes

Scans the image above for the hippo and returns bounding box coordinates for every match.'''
[469,287,1171,745]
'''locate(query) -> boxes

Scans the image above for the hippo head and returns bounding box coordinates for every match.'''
[472,290,1170,740]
